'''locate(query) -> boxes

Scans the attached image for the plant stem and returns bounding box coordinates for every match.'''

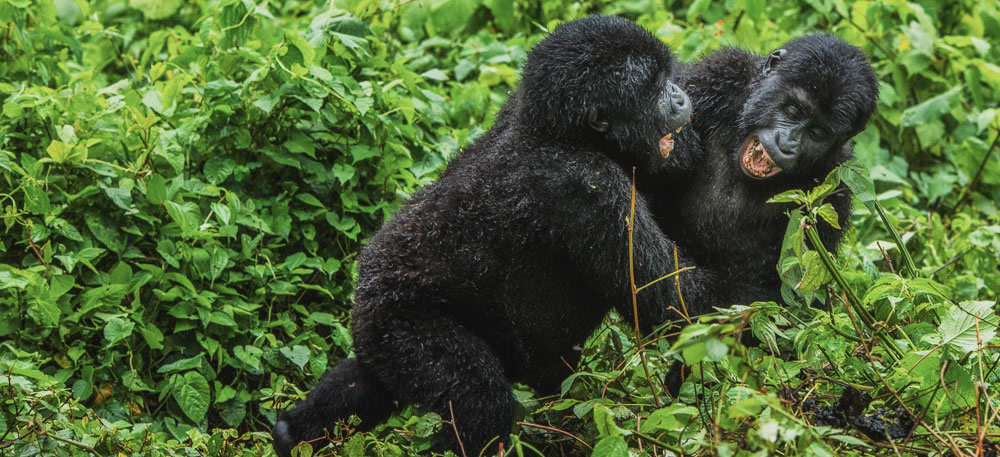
[804,225,903,362]
[873,200,917,278]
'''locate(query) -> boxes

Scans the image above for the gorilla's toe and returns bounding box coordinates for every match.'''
[271,420,296,457]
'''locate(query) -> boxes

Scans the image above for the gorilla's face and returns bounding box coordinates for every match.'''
[734,36,878,184]
[518,16,691,167]
[590,67,692,164]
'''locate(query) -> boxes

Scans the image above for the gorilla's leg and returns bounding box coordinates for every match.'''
[272,358,394,457]
[355,311,517,455]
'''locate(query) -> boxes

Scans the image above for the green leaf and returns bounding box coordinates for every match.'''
[165,201,196,233]
[796,250,832,293]
[146,174,167,205]
[173,372,211,422]
[413,412,441,438]
[591,437,627,457]
[767,189,805,204]
[592,404,627,438]
[157,356,203,374]
[640,405,698,433]
[233,345,263,371]
[85,213,126,253]
[130,0,180,19]
[839,160,876,204]
[104,317,135,345]
[816,203,841,230]
[900,86,960,127]
[926,301,998,357]
[280,345,309,369]
[295,193,326,208]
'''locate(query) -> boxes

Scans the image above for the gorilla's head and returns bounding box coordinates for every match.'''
[738,34,878,182]
[518,15,691,165]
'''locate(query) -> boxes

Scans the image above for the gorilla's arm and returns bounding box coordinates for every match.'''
[531,147,731,333]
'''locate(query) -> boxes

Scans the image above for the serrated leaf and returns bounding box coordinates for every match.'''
[767,189,806,204]
[816,203,841,229]
[927,301,998,357]
[796,250,832,292]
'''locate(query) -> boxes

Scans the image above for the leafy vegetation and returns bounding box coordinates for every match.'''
[1,0,998,456]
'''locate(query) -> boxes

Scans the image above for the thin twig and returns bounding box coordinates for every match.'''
[448,400,469,457]
[516,422,592,450]
[673,245,692,323]
[627,167,662,409]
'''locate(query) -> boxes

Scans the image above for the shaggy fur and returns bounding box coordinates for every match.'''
[649,34,878,311]
[272,16,711,456]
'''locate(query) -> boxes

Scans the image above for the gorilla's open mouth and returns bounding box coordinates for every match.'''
[741,136,782,179]
[659,133,675,158]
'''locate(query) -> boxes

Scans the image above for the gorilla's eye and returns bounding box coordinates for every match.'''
[808,126,828,140]
[782,104,803,119]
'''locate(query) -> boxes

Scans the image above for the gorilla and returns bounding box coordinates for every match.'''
[650,34,878,311]
[272,16,701,456]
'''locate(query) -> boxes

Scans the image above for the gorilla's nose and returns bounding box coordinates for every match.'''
[668,83,688,108]
[665,82,692,130]
[775,131,800,156]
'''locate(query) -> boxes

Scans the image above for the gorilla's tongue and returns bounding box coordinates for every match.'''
[659,134,674,158]
[742,137,782,178]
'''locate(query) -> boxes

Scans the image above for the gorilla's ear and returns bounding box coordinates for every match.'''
[587,108,610,133]
[764,49,786,75]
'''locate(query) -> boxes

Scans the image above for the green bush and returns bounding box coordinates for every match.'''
[1,0,998,456]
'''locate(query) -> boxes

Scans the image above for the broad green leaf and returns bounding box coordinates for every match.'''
[925,301,998,357]
[173,372,210,422]
[234,345,263,371]
[816,203,841,230]
[900,86,960,127]
[796,250,832,293]
[640,405,698,433]
[591,436,627,457]
[104,317,135,345]
[146,174,167,205]
[280,346,310,369]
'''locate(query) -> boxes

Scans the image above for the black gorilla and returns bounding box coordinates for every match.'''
[651,35,878,317]
[272,16,702,456]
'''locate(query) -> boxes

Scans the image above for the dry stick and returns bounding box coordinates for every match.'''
[930,248,973,277]
[673,245,692,323]
[975,319,996,457]
[516,422,592,450]
[627,167,662,409]
[448,401,469,457]
[32,419,97,454]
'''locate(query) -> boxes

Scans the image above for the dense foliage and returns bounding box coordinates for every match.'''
[1,0,997,456]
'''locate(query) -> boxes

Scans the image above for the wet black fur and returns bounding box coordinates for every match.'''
[651,34,878,309]
[272,16,731,456]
